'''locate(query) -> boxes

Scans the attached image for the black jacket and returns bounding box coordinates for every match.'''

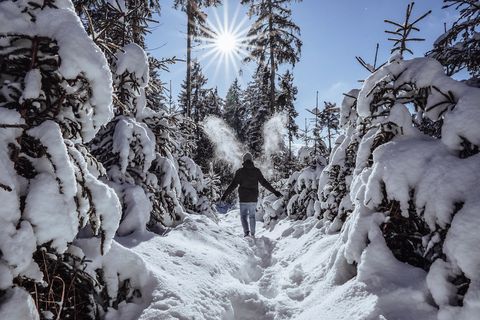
[222,160,280,202]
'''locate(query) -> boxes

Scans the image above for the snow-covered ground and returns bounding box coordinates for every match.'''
[113,209,437,320]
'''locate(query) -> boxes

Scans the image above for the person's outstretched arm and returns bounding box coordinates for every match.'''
[258,170,282,197]
[221,172,240,201]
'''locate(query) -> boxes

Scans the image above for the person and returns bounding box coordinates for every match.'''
[220,152,282,237]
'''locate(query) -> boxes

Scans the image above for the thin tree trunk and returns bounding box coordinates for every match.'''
[327,121,332,154]
[289,134,292,162]
[268,0,275,113]
[186,0,192,117]
[314,91,318,155]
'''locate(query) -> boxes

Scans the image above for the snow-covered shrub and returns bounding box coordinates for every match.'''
[317,89,360,231]
[0,0,144,317]
[90,43,161,234]
[332,55,480,317]
[261,161,323,228]
[286,165,323,220]
[177,156,217,221]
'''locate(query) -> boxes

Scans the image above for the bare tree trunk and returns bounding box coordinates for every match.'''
[268,0,275,113]
[186,0,192,117]
[314,91,318,155]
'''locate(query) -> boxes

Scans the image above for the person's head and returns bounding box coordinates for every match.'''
[243,152,253,163]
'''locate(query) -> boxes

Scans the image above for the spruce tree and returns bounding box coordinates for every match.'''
[224,78,246,142]
[242,0,302,113]
[178,60,208,124]
[322,4,480,313]
[318,101,340,154]
[429,0,480,79]
[277,70,299,162]
[0,0,151,317]
[173,0,222,117]
[243,67,271,155]
[74,0,160,58]
[178,61,221,170]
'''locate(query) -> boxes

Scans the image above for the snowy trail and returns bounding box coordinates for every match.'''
[114,210,381,320]
[117,210,279,320]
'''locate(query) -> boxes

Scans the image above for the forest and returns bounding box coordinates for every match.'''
[0,0,479,319]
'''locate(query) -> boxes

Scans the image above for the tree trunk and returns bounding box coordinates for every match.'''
[327,121,332,154]
[268,0,275,114]
[288,134,292,162]
[186,0,192,117]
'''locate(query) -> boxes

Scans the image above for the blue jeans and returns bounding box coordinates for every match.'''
[239,202,257,236]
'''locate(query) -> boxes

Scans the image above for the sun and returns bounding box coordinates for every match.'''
[197,1,255,80]
[215,31,238,54]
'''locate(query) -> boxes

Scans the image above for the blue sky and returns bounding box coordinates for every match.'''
[146,0,457,127]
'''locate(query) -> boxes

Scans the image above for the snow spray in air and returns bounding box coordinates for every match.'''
[260,112,287,177]
[202,116,244,169]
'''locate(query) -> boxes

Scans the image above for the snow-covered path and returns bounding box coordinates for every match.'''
[119,211,279,320]
[113,210,387,320]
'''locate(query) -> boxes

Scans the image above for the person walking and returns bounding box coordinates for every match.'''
[220,152,282,237]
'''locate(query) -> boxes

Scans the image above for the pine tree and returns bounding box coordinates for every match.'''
[178,61,223,170]
[318,102,340,154]
[224,78,246,142]
[242,0,302,113]
[429,0,480,79]
[147,56,178,112]
[277,70,299,162]
[322,5,480,314]
[77,0,191,229]
[306,106,328,161]
[173,0,222,117]
[74,0,161,58]
[243,67,271,155]
[179,60,208,123]
[317,90,360,228]
[0,1,150,317]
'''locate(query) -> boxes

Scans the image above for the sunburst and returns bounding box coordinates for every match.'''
[197,1,255,81]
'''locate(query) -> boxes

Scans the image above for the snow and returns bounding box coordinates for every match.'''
[0,287,39,320]
[115,43,150,87]
[356,57,480,152]
[0,1,478,318]
[112,117,156,174]
[107,209,441,320]
[0,0,114,142]
[117,185,152,236]
[73,238,153,316]
[21,69,42,101]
